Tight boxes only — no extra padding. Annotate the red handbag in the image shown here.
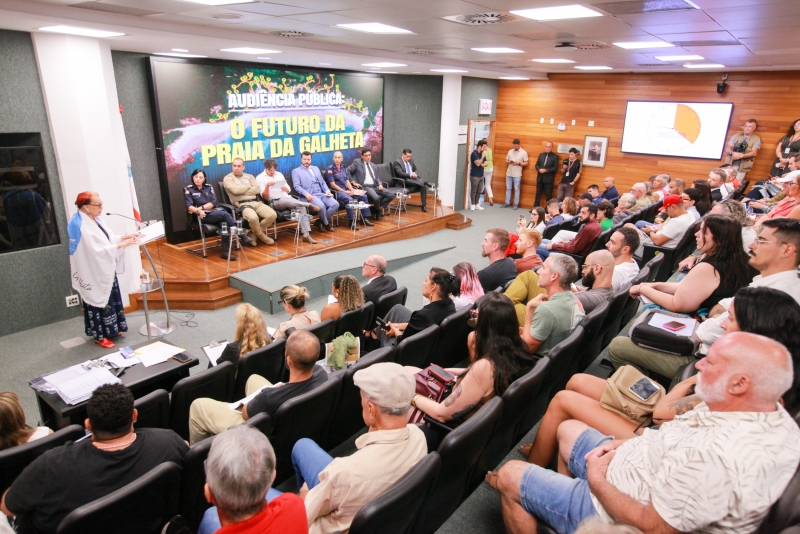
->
[408,365,457,424]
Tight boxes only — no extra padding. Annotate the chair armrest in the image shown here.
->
[217,202,238,215]
[422,414,455,434]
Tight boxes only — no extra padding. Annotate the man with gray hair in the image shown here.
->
[521,254,585,357]
[201,425,306,533]
[495,332,800,534]
[629,183,651,213]
[361,254,397,305]
[292,362,427,534]
[612,193,636,224]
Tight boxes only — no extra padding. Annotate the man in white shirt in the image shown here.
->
[256,158,318,244]
[626,194,694,257]
[495,331,800,534]
[504,138,529,210]
[605,227,640,292]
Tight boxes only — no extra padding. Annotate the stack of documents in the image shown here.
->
[45,366,121,405]
[135,341,185,367]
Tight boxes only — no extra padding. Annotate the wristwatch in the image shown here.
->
[411,395,419,408]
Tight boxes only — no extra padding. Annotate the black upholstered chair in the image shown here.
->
[306,318,336,358]
[429,305,472,368]
[57,461,181,534]
[326,346,396,449]
[575,300,611,372]
[179,438,215,531]
[349,452,442,534]
[233,339,287,399]
[396,325,440,368]
[133,389,170,430]
[169,361,237,440]
[0,424,86,495]
[600,286,637,350]
[333,301,375,338]
[374,286,408,325]
[755,464,800,534]
[411,397,503,534]
[185,211,221,258]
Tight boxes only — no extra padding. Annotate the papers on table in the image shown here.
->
[138,221,165,245]
[135,341,185,367]
[51,368,121,405]
[203,341,228,367]
[228,383,281,412]
[648,313,697,337]
[102,352,141,368]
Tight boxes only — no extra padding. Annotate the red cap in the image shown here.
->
[664,194,683,208]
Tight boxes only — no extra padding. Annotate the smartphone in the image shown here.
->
[172,354,192,364]
[662,321,686,332]
[427,364,456,385]
[629,377,660,401]
[375,316,390,331]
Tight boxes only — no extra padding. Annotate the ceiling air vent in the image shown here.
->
[670,39,740,46]
[638,63,673,67]
[576,44,608,50]
[507,66,531,69]
[409,50,435,56]
[592,0,696,15]
[270,30,312,38]
[212,13,242,20]
[442,12,518,25]
[69,1,162,16]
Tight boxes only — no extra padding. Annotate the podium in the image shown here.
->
[136,222,177,337]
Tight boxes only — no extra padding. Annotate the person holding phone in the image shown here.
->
[406,292,533,424]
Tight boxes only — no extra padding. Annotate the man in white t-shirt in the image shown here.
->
[256,158,318,244]
[626,194,694,257]
[504,138,528,210]
[494,331,800,534]
[605,227,640,292]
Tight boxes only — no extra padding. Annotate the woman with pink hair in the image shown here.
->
[451,262,484,311]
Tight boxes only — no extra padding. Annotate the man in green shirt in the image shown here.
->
[521,253,585,357]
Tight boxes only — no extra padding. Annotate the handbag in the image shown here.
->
[600,365,665,425]
[408,365,456,424]
[629,308,699,356]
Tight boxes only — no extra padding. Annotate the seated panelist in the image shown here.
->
[326,150,372,229]
[392,149,428,212]
[347,148,394,221]
[291,151,338,233]
[256,158,318,244]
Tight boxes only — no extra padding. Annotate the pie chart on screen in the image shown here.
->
[646,103,704,154]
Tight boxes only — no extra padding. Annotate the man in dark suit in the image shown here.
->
[392,149,428,212]
[361,254,397,305]
[534,141,558,208]
[347,148,394,220]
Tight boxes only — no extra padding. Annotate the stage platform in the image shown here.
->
[131,203,467,312]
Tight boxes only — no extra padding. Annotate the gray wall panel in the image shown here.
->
[455,77,498,210]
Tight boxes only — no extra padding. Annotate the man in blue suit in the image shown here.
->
[291,151,339,232]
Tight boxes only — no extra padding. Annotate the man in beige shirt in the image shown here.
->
[629,182,652,213]
[504,138,529,210]
[293,362,428,534]
[222,157,277,245]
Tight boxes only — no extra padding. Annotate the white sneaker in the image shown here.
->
[476,204,485,210]
[470,205,476,211]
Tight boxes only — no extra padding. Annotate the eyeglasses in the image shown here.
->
[88,202,103,207]
[363,263,376,269]
[753,236,779,246]
[582,263,599,270]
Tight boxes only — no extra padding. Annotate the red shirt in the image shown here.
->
[515,254,543,273]
[217,494,308,534]
[550,220,602,256]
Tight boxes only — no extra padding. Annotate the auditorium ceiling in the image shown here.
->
[0,0,797,78]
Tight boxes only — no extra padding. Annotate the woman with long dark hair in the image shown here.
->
[691,179,713,216]
[407,292,534,422]
[769,118,800,177]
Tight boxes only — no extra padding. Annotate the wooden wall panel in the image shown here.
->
[492,71,800,209]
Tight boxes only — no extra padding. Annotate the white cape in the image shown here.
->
[68,212,126,308]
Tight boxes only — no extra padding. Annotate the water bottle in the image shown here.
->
[221,222,228,235]
[237,219,243,233]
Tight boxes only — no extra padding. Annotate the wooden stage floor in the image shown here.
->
[132,204,464,311]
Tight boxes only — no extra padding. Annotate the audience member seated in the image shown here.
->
[392,149,428,212]
[628,183,651,213]
[755,170,800,223]
[596,201,614,231]
[214,303,272,370]
[291,151,338,233]
[745,155,796,202]
[514,229,544,273]
[708,167,734,202]
[517,206,546,235]
[321,275,364,322]
[292,362,427,534]
[1,384,189,533]
[578,193,594,206]
[544,199,566,226]
[608,215,757,378]
[274,285,320,339]
[451,262,484,311]
[573,250,615,313]
[625,194,693,257]
[493,332,800,534]
[477,228,518,293]
[691,179,714,216]
[680,187,703,221]
[514,286,800,471]
[600,176,619,202]
[504,270,548,327]
[561,197,579,221]
[648,173,669,202]
[0,392,52,451]
[200,426,306,534]
[257,158,319,244]
[223,157,277,246]
[587,184,603,204]
[538,204,602,261]
[709,199,757,250]
[666,177,685,197]
[189,330,327,444]
[381,268,459,347]
[360,254,397,306]
[521,254,585,356]
[611,193,636,224]
[407,292,534,423]
[604,228,640,292]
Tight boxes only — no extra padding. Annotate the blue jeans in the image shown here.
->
[519,428,610,534]
[505,175,521,206]
[310,194,339,225]
[536,239,552,261]
[292,438,334,490]
[635,220,654,230]
[198,487,283,534]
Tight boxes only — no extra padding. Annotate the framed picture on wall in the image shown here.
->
[583,135,609,168]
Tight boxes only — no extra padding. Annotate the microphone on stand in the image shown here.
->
[106,212,150,227]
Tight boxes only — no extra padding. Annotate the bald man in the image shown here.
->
[326,151,372,229]
[573,249,615,313]
[361,254,397,306]
[600,176,619,202]
[496,332,800,534]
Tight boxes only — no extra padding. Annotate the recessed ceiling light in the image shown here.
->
[38,25,125,38]
[362,62,407,67]
[574,66,612,70]
[177,0,254,5]
[511,4,602,21]
[319,63,331,65]
[655,54,704,61]
[257,57,272,60]
[171,48,189,52]
[499,76,530,80]
[613,41,673,49]
[430,68,469,73]
[683,63,725,68]
[337,23,413,34]
[220,47,281,54]
[471,47,524,54]
[154,52,208,58]
[529,59,575,64]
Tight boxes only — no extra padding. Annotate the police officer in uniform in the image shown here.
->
[185,168,253,259]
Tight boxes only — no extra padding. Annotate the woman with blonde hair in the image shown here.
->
[321,275,365,321]
[561,196,579,221]
[0,392,52,451]
[274,285,321,339]
[216,303,272,369]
